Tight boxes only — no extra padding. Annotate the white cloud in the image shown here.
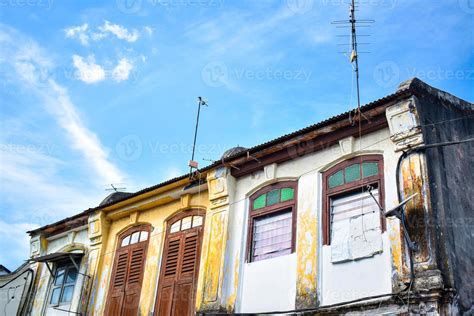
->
[64,23,90,45]
[72,54,106,84]
[64,21,140,44]
[144,26,154,36]
[0,24,128,268]
[0,220,38,268]
[90,31,107,41]
[164,166,184,181]
[98,21,139,42]
[112,58,134,82]
[1,25,125,187]
[47,81,124,184]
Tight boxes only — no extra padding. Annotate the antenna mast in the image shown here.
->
[332,0,374,123]
[189,96,208,177]
[105,184,126,192]
[350,0,361,115]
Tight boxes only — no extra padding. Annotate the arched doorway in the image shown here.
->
[154,210,205,315]
[105,224,151,316]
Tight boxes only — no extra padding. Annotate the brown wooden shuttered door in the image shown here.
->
[105,225,150,316]
[155,211,204,316]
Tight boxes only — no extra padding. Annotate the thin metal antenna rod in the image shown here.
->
[189,96,208,175]
[350,0,362,114]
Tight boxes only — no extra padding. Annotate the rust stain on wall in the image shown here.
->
[401,154,430,264]
[388,219,403,288]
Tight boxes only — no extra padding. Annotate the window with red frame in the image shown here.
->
[322,155,385,249]
[247,181,298,262]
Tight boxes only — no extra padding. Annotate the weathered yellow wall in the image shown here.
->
[295,173,319,309]
[196,167,232,312]
[89,189,209,315]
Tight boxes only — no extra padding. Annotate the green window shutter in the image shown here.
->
[253,194,266,209]
[328,170,344,188]
[362,162,379,178]
[266,189,280,206]
[281,188,295,202]
[345,164,361,183]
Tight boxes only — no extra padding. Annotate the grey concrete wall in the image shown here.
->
[413,79,474,314]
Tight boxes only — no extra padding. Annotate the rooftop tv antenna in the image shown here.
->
[189,96,208,177]
[332,0,374,124]
[105,184,126,192]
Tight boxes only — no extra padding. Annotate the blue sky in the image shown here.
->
[0,0,472,269]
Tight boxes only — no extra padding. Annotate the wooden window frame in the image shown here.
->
[49,261,78,306]
[246,181,298,262]
[105,224,151,315]
[322,154,385,245]
[154,209,205,315]
[118,224,151,248]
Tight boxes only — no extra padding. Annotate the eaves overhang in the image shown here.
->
[30,77,469,235]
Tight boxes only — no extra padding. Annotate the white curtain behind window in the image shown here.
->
[252,210,292,261]
[330,189,383,262]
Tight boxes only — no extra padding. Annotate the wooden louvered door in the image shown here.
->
[105,226,150,316]
[155,212,204,316]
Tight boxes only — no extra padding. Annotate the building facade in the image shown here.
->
[27,211,91,316]
[14,78,473,315]
[87,175,211,315]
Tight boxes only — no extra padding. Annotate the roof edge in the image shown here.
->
[30,78,470,235]
[398,77,473,108]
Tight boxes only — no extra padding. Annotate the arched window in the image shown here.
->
[155,210,205,315]
[168,215,203,234]
[247,181,298,262]
[322,155,385,249]
[106,224,150,315]
[119,229,149,247]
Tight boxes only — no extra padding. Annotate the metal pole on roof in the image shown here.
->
[350,0,361,114]
[332,0,374,124]
[189,97,208,177]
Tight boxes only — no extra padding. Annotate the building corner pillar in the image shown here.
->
[196,167,233,313]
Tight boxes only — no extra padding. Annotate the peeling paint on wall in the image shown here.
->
[89,189,210,316]
[203,211,227,303]
[295,173,318,309]
[400,153,431,264]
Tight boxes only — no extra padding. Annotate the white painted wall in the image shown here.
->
[320,233,392,305]
[223,128,402,312]
[240,254,297,313]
